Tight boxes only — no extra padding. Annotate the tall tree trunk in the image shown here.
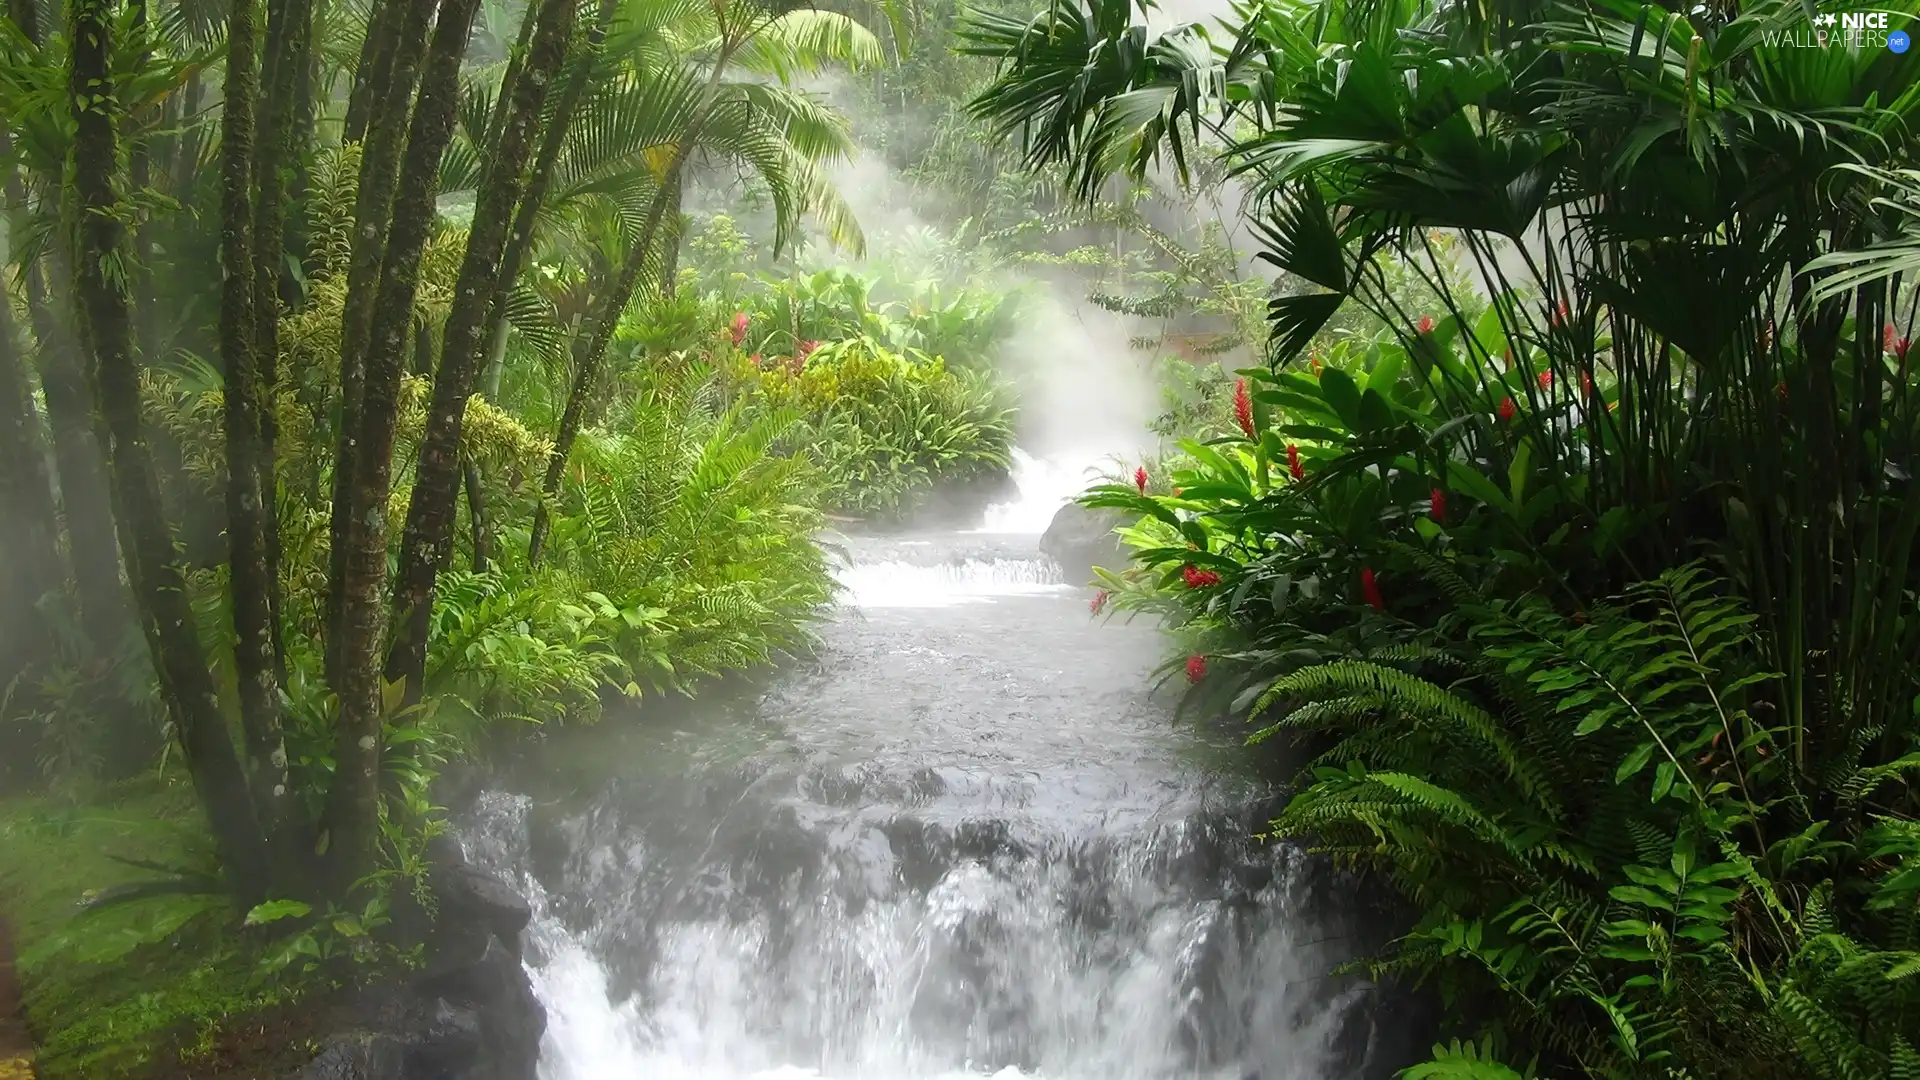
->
[342,0,398,146]
[320,0,485,892]
[24,251,129,657]
[324,0,440,689]
[527,51,735,565]
[251,0,315,682]
[0,264,62,679]
[129,0,158,364]
[219,0,303,879]
[69,0,270,903]
[478,0,620,400]
[171,70,205,199]
[6,0,38,41]
[387,0,577,697]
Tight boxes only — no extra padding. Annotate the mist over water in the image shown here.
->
[455,76,1386,1080]
[459,512,1383,1080]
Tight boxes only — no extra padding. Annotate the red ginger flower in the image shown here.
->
[1498,396,1517,421]
[730,311,749,346]
[798,339,819,360]
[1552,299,1569,326]
[1886,323,1898,352]
[1430,487,1447,523]
[1233,377,1255,438]
[1182,565,1221,589]
[1090,589,1109,615]
[1361,568,1385,611]
[1185,655,1208,683]
[1286,443,1303,482]
[1416,315,1435,335]
[1537,369,1553,390]
[1582,371,1594,396]
[1899,337,1913,362]
[1134,466,1149,494]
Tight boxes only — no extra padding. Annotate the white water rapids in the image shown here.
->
[457,449,1395,1080]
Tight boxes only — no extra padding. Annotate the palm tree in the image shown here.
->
[523,0,878,564]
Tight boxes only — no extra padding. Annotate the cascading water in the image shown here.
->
[974,449,1114,535]
[458,451,1390,1080]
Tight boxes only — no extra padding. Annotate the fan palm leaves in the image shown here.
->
[442,0,872,263]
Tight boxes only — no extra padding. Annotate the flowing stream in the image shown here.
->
[460,453,1394,1080]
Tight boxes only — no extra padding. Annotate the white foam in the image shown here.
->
[835,558,1069,608]
[975,449,1109,535]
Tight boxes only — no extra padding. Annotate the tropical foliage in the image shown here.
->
[971,0,1920,1074]
[0,0,902,1041]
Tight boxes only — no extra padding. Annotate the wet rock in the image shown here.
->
[1038,503,1129,584]
[429,836,533,944]
[292,1033,409,1080]
[284,844,545,1080]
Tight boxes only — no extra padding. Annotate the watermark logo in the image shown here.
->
[1761,7,1910,50]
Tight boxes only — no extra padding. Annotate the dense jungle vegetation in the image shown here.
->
[2,0,1918,1075]
[971,0,1920,1076]
[0,0,1260,1071]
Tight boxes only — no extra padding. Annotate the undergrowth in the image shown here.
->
[0,782,314,1079]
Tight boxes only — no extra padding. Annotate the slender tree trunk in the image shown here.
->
[463,456,489,571]
[24,250,129,657]
[172,70,205,197]
[6,0,37,41]
[387,0,576,696]
[252,0,315,682]
[527,52,735,565]
[0,265,62,679]
[129,0,158,364]
[342,0,397,146]
[69,0,270,904]
[324,0,440,688]
[321,0,485,892]
[478,0,620,400]
[218,0,304,880]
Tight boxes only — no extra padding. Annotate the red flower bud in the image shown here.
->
[1090,589,1109,615]
[730,311,750,347]
[1430,488,1447,523]
[799,339,819,359]
[1182,565,1221,589]
[1417,315,1435,335]
[1582,371,1594,396]
[1886,323,1898,352]
[1233,377,1255,438]
[1361,567,1385,611]
[1134,466,1149,495]
[1498,396,1517,422]
[1185,655,1208,683]
[1899,337,1913,362]
[1551,299,1569,326]
[1286,443,1303,482]
[1537,370,1552,390]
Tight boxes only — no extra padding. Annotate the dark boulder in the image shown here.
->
[1039,502,1129,585]
[292,1033,409,1080]
[284,845,545,1080]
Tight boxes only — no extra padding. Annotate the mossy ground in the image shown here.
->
[0,779,329,1079]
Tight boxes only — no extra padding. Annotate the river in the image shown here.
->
[458,457,1401,1080]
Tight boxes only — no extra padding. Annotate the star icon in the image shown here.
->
[1818,12,1839,25]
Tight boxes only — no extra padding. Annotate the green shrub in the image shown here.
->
[726,335,1017,518]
